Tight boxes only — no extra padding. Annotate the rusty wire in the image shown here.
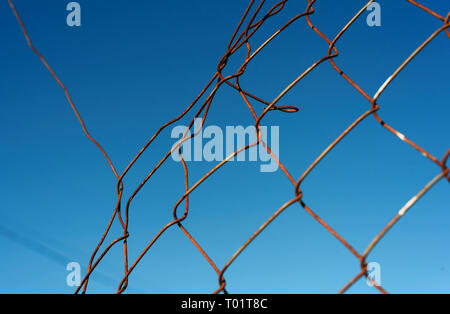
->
[8,0,449,294]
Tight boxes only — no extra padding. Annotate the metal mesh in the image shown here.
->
[8,0,449,294]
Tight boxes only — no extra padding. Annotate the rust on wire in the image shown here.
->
[7,0,449,294]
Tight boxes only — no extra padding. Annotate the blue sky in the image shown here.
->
[0,0,449,293]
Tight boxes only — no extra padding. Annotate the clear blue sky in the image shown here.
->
[0,0,449,293]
